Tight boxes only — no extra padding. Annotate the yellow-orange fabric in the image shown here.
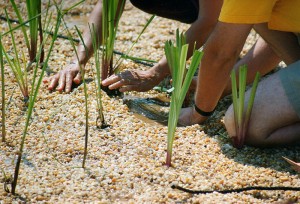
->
[219,0,300,32]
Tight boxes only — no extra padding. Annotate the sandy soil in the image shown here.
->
[0,1,300,203]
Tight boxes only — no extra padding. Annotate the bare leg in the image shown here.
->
[254,23,300,65]
[222,37,281,95]
[225,72,300,147]
[190,37,281,96]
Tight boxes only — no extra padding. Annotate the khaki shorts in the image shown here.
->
[279,60,300,118]
[219,0,300,32]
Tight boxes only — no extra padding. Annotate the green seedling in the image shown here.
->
[3,9,29,102]
[164,30,202,167]
[101,0,125,80]
[62,20,90,168]
[89,24,108,128]
[9,0,84,194]
[10,0,44,64]
[230,65,260,148]
[26,0,43,63]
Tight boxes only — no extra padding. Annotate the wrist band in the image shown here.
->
[194,104,214,117]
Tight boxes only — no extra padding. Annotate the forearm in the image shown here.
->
[71,0,103,65]
[196,57,236,112]
[223,37,281,96]
[195,23,252,112]
[185,0,222,57]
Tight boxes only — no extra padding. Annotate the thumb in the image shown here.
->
[73,72,82,84]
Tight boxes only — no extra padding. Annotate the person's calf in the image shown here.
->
[224,102,300,148]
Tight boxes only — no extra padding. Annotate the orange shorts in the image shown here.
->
[219,0,300,33]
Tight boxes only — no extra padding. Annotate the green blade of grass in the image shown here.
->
[4,8,29,101]
[230,69,239,139]
[9,0,30,51]
[242,72,260,140]
[88,24,107,127]
[176,44,188,98]
[26,0,40,62]
[0,35,6,142]
[119,55,157,63]
[62,14,90,168]
[180,50,202,105]
[238,66,247,132]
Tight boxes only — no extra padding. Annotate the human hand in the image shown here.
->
[178,106,208,126]
[102,69,161,92]
[43,62,82,93]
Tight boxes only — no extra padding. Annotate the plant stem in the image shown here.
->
[37,0,44,63]
[0,35,6,142]
[66,24,89,168]
[88,24,107,128]
[164,30,202,166]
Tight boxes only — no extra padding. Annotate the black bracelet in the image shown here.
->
[194,104,214,117]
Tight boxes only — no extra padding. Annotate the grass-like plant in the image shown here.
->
[89,24,108,128]
[101,1,154,80]
[101,0,124,81]
[164,30,202,167]
[10,0,44,64]
[230,65,260,148]
[0,35,6,142]
[26,0,43,63]
[3,9,29,102]
[8,1,84,194]
[62,21,91,168]
[74,27,90,168]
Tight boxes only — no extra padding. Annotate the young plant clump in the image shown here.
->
[230,65,260,148]
[164,30,202,167]
[3,9,29,102]
[10,0,44,64]
[89,24,108,129]
[101,0,124,82]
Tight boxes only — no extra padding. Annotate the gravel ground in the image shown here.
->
[0,1,300,203]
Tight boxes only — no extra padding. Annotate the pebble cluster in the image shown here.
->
[0,1,300,203]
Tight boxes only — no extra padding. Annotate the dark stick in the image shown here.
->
[171,184,300,194]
